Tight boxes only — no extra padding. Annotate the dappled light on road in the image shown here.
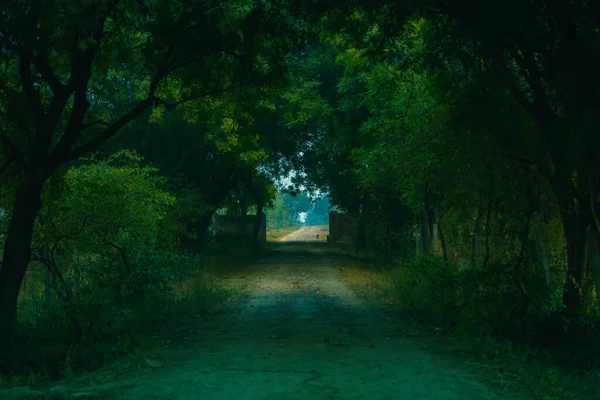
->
[47,242,532,400]
[275,225,329,243]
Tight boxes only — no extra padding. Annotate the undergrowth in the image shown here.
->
[266,225,304,241]
[3,243,258,389]
[346,253,600,400]
[0,153,265,388]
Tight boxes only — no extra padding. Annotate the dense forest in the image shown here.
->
[0,0,599,395]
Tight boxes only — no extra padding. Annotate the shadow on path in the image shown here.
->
[96,240,530,400]
[15,238,531,400]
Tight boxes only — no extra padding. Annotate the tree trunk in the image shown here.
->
[535,229,551,286]
[513,207,534,336]
[181,210,216,251]
[197,211,216,242]
[415,220,421,257]
[419,208,433,255]
[239,193,248,217]
[587,228,600,314]
[457,224,466,269]
[250,205,264,248]
[347,203,360,214]
[192,176,240,247]
[580,227,593,312]
[482,197,493,268]
[560,210,590,316]
[357,193,371,249]
[0,172,47,372]
[432,222,437,253]
[437,212,449,264]
[471,208,482,268]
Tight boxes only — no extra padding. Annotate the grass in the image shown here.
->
[340,261,600,400]
[266,225,303,241]
[3,242,262,389]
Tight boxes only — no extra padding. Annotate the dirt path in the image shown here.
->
[23,230,532,400]
[276,225,328,242]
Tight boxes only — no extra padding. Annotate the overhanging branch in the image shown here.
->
[0,156,17,174]
[154,84,247,110]
[68,84,243,161]
[61,44,175,163]
[18,51,46,121]
[0,128,26,167]
[64,98,153,163]
[149,44,174,97]
[81,120,111,130]
[34,53,66,94]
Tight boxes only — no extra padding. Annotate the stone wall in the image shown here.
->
[213,213,267,243]
[328,211,361,245]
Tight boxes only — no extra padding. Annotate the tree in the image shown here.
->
[278,40,374,213]
[305,196,332,225]
[32,150,178,341]
[278,8,579,341]
[266,191,295,229]
[0,0,313,370]
[282,191,313,223]
[296,0,600,320]
[393,0,600,316]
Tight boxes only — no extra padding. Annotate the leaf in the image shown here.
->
[145,358,162,368]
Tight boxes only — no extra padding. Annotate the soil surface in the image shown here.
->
[275,225,329,242]
[5,226,533,400]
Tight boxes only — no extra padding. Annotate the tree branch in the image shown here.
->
[0,156,17,175]
[105,240,128,267]
[589,177,600,235]
[81,120,111,130]
[169,142,199,175]
[65,99,153,163]
[149,43,175,97]
[0,128,26,166]
[59,44,175,164]
[500,150,535,168]
[48,4,121,165]
[68,83,243,162]
[18,50,46,122]
[0,53,10,83]
[154,84,246,110]
[34,53,65,94]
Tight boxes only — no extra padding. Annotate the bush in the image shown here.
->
[11,151,226,378]
[391,255,462,321]
[391,254,561,343]
[27,151,174,333]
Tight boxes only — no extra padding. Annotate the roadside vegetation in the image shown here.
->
[0,0,598,396]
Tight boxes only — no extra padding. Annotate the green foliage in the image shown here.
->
[276,10,600,371]
[7,150,240,377]
[305,196,332,225]
[28,151,181,337]
[0,0,598,381]
[266,191,297,229]
[164,176,213,243]
[392,256,463,324]
[282,191,313,220]
[392,254,562,343]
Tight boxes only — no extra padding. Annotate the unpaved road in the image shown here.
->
[17,226,531,400]
[276,225,328,242]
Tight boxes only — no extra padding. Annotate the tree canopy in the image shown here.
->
[0,0,599,377]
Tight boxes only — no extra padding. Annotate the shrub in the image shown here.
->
[10,151,227,378]
[391,255,462,323]
[26,151,176,335]
[391,253,561,343]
